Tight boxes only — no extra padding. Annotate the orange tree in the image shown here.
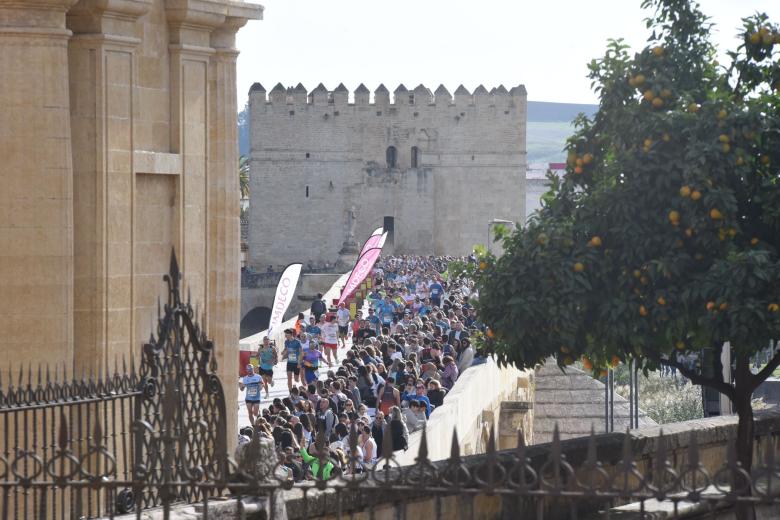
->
[468,0,780,475]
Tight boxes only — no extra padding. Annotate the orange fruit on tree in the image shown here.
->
[657,296,666,306]
[574,166,583,174]
[582,357,593,370]
[685,228,694,238]
[643,90,655,101]
[679,186,691,197]
[582,153,593,164]
[653,46,664,56]
[633,269,641,279]
[721,143,731,153]
[688,103,699,113]
[668,210,680,224]
[573,262,585,273]
[589,236,602,247]
[751,237,759,246]
[750,32,761,44]
[662,133,671,142]
[675,341,685,350]
[640,276,649,285]
[486,328,495,338]
[761,156,770,166]
[652,97,664,108]
[718,134,730,143]
[576,157,583,166]
[639,305,648,317]
[634,74,646,86]
[691,190,702,201]
[768,303,780,313]
[710,208,723,220]
[719,302,728,311]
[718,109,728,120]
[479,261,487,271]
[706,301,716,311]
[660,88,672,99]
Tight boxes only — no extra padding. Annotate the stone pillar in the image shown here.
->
[66,0,149,372]
[499,400,534,450]
[209,16,247,451]
[0,0,79,367]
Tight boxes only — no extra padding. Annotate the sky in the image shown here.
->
[235,0,780,109]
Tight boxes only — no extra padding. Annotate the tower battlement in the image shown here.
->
[248,82,527,109]
[247,79,527,271]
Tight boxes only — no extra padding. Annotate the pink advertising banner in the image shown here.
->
[338,233,387,305]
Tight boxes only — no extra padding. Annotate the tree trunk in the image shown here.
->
[733,355,755,520]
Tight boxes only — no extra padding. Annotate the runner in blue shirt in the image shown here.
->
[429,280,444,307]
[281,328,302,392]
[238,364,262,425]
[366,308,381,334]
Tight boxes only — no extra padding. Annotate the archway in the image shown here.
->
[240,306,272,338]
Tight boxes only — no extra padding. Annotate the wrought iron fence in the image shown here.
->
[4,252,780,519]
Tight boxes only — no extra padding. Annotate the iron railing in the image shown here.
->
[3,252,780,519]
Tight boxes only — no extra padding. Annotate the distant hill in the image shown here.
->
[527,101,598,122]
[237,100,598,162]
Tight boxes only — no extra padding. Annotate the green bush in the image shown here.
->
[614,369,703,424]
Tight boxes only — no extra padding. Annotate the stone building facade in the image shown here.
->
[247,83,526,269]
[0,0,261,437]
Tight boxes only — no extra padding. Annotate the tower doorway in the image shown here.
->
[383,216,395,251]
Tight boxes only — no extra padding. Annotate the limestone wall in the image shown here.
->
[0,0,262,450]
[395,357,533,465]
[247,83,527,269]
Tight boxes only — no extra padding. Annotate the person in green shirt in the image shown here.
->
[299,445,335,481]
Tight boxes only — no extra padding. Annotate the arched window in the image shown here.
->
[386,146,397,169]
[411,146,419,168]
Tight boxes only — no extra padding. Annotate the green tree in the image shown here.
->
[468,0,780,491]
[239,155,250,199]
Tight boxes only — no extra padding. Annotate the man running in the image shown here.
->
[281,328,302,392]
[320,314,339,367]
[256,336,277,399]
[336,302,351,350]
[238,364,262,425]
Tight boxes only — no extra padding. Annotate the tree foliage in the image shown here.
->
[469,0,780,382]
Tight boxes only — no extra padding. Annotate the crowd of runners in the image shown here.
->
[237,255,486,480]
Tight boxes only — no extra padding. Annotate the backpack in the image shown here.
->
[335,393,348,415]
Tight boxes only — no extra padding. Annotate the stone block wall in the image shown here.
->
[247,83,527,269]
[0,0,262,449]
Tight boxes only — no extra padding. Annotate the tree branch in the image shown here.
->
[655,354,736,401]
[750,347,780,392]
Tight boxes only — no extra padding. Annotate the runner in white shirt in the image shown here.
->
[336,303,351,350]
[321,316,340,366]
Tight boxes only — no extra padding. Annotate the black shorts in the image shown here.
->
[338,325,348,335]
[258,367,273,377]
[245,400,260,406]
[286,362,300,373]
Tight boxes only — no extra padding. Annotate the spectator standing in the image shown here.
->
[311,293,326,322]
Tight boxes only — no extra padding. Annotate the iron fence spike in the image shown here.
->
[45,364,50,383]
[18,363,23,386]
[58,409,69,447]
[37,363,42,386]
[622,428,634,465]
[688,429,699,468]
[487,423,496,455]
[382,422,394,460]
[417,425,429,462]
[28,362,32,388]
[586,425,598,466]
[122,353,127,374]
[654,429,667,488]
[450,428,461,459]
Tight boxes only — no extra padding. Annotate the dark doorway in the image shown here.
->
[383,216,395,250]
[386,146,397,169]
[411,146,419,168]
[240,306,271,338]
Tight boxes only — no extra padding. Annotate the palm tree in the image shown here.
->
[239,155,250,199]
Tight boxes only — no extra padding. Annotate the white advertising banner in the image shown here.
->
[266,263,303,337]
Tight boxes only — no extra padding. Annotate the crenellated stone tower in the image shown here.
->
[247,82,527,269]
